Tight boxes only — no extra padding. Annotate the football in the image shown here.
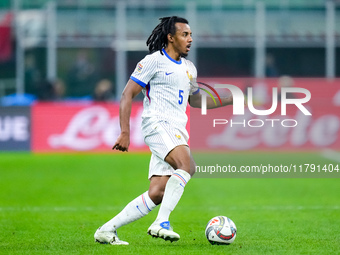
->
[205,216,237,245]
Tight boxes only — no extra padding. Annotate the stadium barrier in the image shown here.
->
[0,78,339,152]
[190,78,340,151]
[0,106,31,151]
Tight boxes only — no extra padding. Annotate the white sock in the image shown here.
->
[155,169,191,223]
[100,191,156,232]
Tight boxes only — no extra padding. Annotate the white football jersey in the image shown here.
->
[130,49,199,130]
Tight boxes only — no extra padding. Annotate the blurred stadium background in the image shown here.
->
[1,1,340,253]
[0,0,339,153]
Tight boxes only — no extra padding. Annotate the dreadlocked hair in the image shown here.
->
[146,16,189,54]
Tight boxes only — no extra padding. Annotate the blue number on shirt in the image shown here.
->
[178,90,184,104]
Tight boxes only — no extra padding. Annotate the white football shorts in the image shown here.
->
[142,119,189,179]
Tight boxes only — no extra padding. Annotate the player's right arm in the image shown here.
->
[112,79,143,152]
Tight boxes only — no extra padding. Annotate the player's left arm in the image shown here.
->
[188,92,233,109]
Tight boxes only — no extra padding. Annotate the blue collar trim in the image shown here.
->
[162,49,182,64]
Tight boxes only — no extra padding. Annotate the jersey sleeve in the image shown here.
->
[190,79,200,95]
[130,54,157,88]
[187,61,200,95]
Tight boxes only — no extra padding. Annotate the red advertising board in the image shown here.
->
[32,102,148,152]
[190,78,340,151]
[31,78,340,152]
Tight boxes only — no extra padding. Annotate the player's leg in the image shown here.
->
[148,175,169,205]
[99,190,157,232]
[144,121,194,241]
[164,144,197,175]
[94,157,166,245]
[94,188,157,245]
[153,145,194,222]
[148,145,196,242]
[94,153,171,245]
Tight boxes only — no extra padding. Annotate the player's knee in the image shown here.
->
[165,146,191,171]
[148,186,165,205]
[176,162,190,172]
[166,157,190,172]
[190,161,196,176]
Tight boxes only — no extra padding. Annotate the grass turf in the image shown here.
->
[0,152,339,254]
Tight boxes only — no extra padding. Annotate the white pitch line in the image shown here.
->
[321,149,340,163]
[206,205,340,211]
[0,205,339,212]
[0,206,120,212]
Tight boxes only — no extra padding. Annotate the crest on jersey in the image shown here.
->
[137,63,143,72]
[186,70,193,80]
[187,70,199,92]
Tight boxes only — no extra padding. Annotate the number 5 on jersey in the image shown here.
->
[178,90,184,104]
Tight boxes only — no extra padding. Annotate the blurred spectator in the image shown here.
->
[24,54,41,95]
[277,75,296,101]
[249,81,269,106]
[36,78,66,101]
[278,75,294,88]
[53,79,66,101]
[36,79,54,101]
[93,79,113,101]
[265,53,279,77]
[67,50,99,97]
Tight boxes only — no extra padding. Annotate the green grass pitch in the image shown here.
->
[0,152,339,254]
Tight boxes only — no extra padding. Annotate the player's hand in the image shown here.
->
[112,132,130,152]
